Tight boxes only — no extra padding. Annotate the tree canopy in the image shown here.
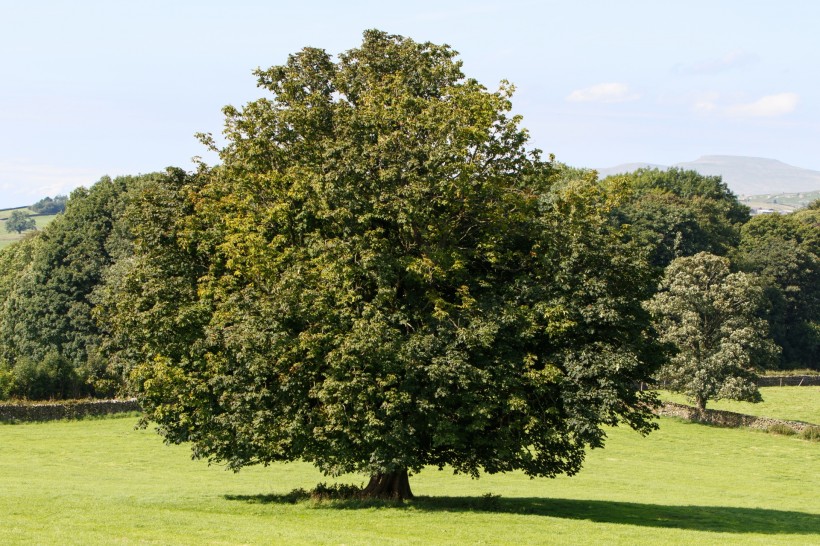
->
[31,195,68,215]
[606,168,750,273]
[4,210,36,234]
[0,174,162,399]
[645,252,779,410]
[735,209,819,369]
[106,30,660,498]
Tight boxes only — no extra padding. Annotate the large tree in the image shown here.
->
[606,168,750,273]
[0,174,161,398]
[645,252,779,410]
[734,208,819,369]
[116,31,659,499]
[5,210,36,234]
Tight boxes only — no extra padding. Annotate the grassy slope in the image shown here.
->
[0,208,58,250]
[0,414,817,545]
[739,189,820,212]
[659,386,820,424]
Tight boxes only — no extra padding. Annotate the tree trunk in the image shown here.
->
[695,396,707,411]
[361,469,413,500]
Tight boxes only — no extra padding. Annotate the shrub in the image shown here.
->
[11,352,86,400]
[310,482,364,500]
[767,423,797,436]
[0,363,14,400]
[800,426,820,442]
[478,493,503,511]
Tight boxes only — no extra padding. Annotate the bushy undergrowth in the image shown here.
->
[766,423,797,437]
[310,482,366,500]
[801,426,820,441]
[761,369,819,377]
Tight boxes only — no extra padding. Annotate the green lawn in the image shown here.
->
[659,386,820,424]
[1,414,817,545]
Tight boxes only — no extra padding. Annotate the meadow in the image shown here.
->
[0,208,58,250]
[1,390,818,545]
[659,386,820,424]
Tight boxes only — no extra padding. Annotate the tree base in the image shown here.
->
[361,469,413,500]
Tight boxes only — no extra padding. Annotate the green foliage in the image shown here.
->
[115,31,659,488]
[766,423,797,436]
[92,168,206,390]
[0,362,13,400]
[4,210,36,234]
[308,482,366,501]
[607,168,750,273]
[646,252,779,410]
[800,425,820,441]
[0,233,40,305]
[0,173,175,400]
[30,195,68,215]
[735,211,820,369]
[7,351,84,400]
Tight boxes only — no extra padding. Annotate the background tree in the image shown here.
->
[0,174,161,399]
[118,31,660,499]
[0,234,41,400]
[5,210,36,234]
[734,208,819,369]
[31,195,68,215]
[607,168,750,274]
[92,167,208,392]
[645,252,779,410]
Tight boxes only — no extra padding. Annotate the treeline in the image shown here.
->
[0,165,816,401]
[31,195,68,215]
[0,173,189,400]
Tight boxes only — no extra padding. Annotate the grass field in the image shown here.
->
[659,386,820,424]
[1,411,818,545]
[0,208,58,250]
[739,189,820,212]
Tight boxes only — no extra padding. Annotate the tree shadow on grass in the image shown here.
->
[225,493,820,535]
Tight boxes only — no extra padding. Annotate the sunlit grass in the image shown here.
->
[0,210,58,250]
[1,412,818,545]
[658,386,820,424]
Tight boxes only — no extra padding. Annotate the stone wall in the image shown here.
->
[657,402,813,433]
[0,399,140,423]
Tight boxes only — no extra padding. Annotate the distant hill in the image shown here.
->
[597,155,820,197]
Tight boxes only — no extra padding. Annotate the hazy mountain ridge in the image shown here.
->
[597,155,820,197]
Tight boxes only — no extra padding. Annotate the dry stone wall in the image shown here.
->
[657,402,814,433]
[0,399,140,423]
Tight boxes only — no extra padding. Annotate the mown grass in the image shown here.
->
[1,413,818,545]
[659,386,820,424]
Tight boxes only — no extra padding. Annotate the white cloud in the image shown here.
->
[689,92,799,119]
[691,92,720,114]
[682,49,759,75]
[726,93,799,118]
[566,83,640,104]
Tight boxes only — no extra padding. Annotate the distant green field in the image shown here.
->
[0,207,58,250]
[659,386,820,424]
[739,190,820,212]
[0,411,817,545]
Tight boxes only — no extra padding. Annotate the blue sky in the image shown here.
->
[1,0,818,207]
